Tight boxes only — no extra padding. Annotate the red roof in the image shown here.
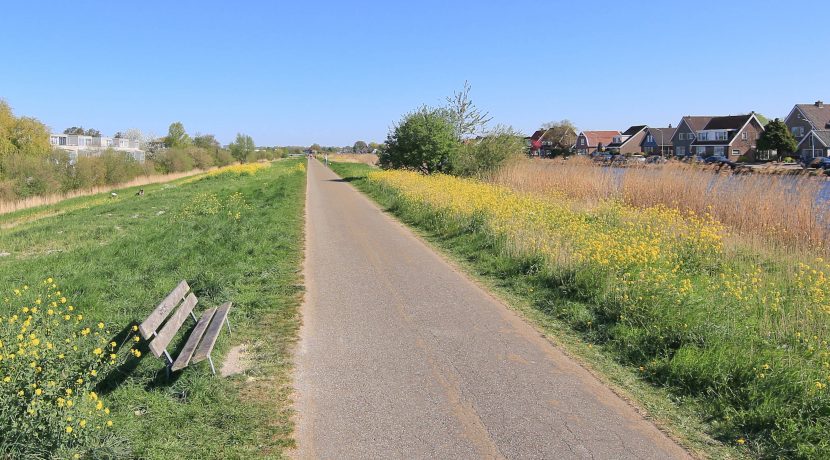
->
[580,130,620,147]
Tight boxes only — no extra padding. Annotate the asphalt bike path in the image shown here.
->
[293,158,689,459]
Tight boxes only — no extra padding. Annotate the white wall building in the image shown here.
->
[49,133,145,163]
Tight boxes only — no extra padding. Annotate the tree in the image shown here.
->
[368,142,381,152]
[539,120,578,156]
[0,100,16,158]
[164,122,192,148]
[310,143,322,152]
[194,133,220,151]
[229,133,255,162]
[353,140,368,153]
[379,106,460,174]
[63,127,85,135]
[758,118,797,160]
[450,125,525,177]
[445,81,492,140]
[11,117,51,157]
[84,128,100,137]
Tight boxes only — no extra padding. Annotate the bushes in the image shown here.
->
[450,126,525,177]
[0,279,137,458]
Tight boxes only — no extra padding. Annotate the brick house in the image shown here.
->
[574,130,619,155]
[689,113,765,161]
[784,101,830,160]
[640,126,676,156]
[796,130,830,159]
[606,125,648,155]
[671,116,712,158]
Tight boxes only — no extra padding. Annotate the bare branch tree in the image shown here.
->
[445,81,492,140]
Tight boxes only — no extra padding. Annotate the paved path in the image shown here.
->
[293,159,689,459]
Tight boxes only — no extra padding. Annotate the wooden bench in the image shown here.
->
[138,280,232,375]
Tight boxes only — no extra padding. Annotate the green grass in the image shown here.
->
[330,161,745,459]
[0,160,306,458]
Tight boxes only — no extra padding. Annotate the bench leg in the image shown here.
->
[163,350,174,379]
[207,355,216,375]
[225,316,232,335]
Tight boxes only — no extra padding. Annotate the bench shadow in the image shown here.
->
[327,177,359,183]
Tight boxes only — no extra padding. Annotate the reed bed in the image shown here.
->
[493,158,830,253]
[327,153,378,165]
[0,169,209,216]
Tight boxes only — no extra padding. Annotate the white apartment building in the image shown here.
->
[49,133,145,163]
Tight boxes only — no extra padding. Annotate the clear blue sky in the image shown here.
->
[2,1,827,146]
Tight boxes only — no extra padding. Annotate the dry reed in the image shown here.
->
[328,153,378,165]
[0,169,208,216]
[492,158,830,253]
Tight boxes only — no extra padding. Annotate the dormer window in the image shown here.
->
[715,131,729,141]
[646,135,654,142]
[613,136,621,143]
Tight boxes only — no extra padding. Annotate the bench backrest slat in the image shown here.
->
[148,292,198,358]
[192,302,232,364]
[171,307,217,372]
[140,280,190,339]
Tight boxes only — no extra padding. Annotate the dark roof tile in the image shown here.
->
[703,114,753,130]
[796,103,830,129]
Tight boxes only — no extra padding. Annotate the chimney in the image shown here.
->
[668,123,672,128]
[817,100,825,108]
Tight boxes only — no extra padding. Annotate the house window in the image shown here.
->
[715,131,729,141]
[714,146,725,155]
[698,132,708,141]
[696,146,706,154]
[732,149,740,156]
[646,135,654,142]
[742,131,748,140]
[676,146,686,156]
[792,126,804,137]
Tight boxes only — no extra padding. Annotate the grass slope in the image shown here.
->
[330,161,742,459]
[0,160,306,458]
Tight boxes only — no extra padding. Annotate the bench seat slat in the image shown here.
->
[171,307,217,372]
[139,280,189,339]
[148,292,198,358]
[191,302,232,364]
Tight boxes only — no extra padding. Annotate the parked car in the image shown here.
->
[645,155,666,164]
[807,157,830,170]
[629,154,646,164]
[703,155,737,169]
[593,153,612,163]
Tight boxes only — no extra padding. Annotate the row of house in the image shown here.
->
[569,101,830,162]
[49,133,145,163]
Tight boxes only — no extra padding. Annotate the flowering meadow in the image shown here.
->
[366,169,830,458]
[202,162,271,179]
[0,279,140,458]
[0,159,307,458]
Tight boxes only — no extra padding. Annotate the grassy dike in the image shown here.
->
[329,161,742,459]
[0,161,306,458]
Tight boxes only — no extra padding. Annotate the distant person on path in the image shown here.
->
[324,153,328,167]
